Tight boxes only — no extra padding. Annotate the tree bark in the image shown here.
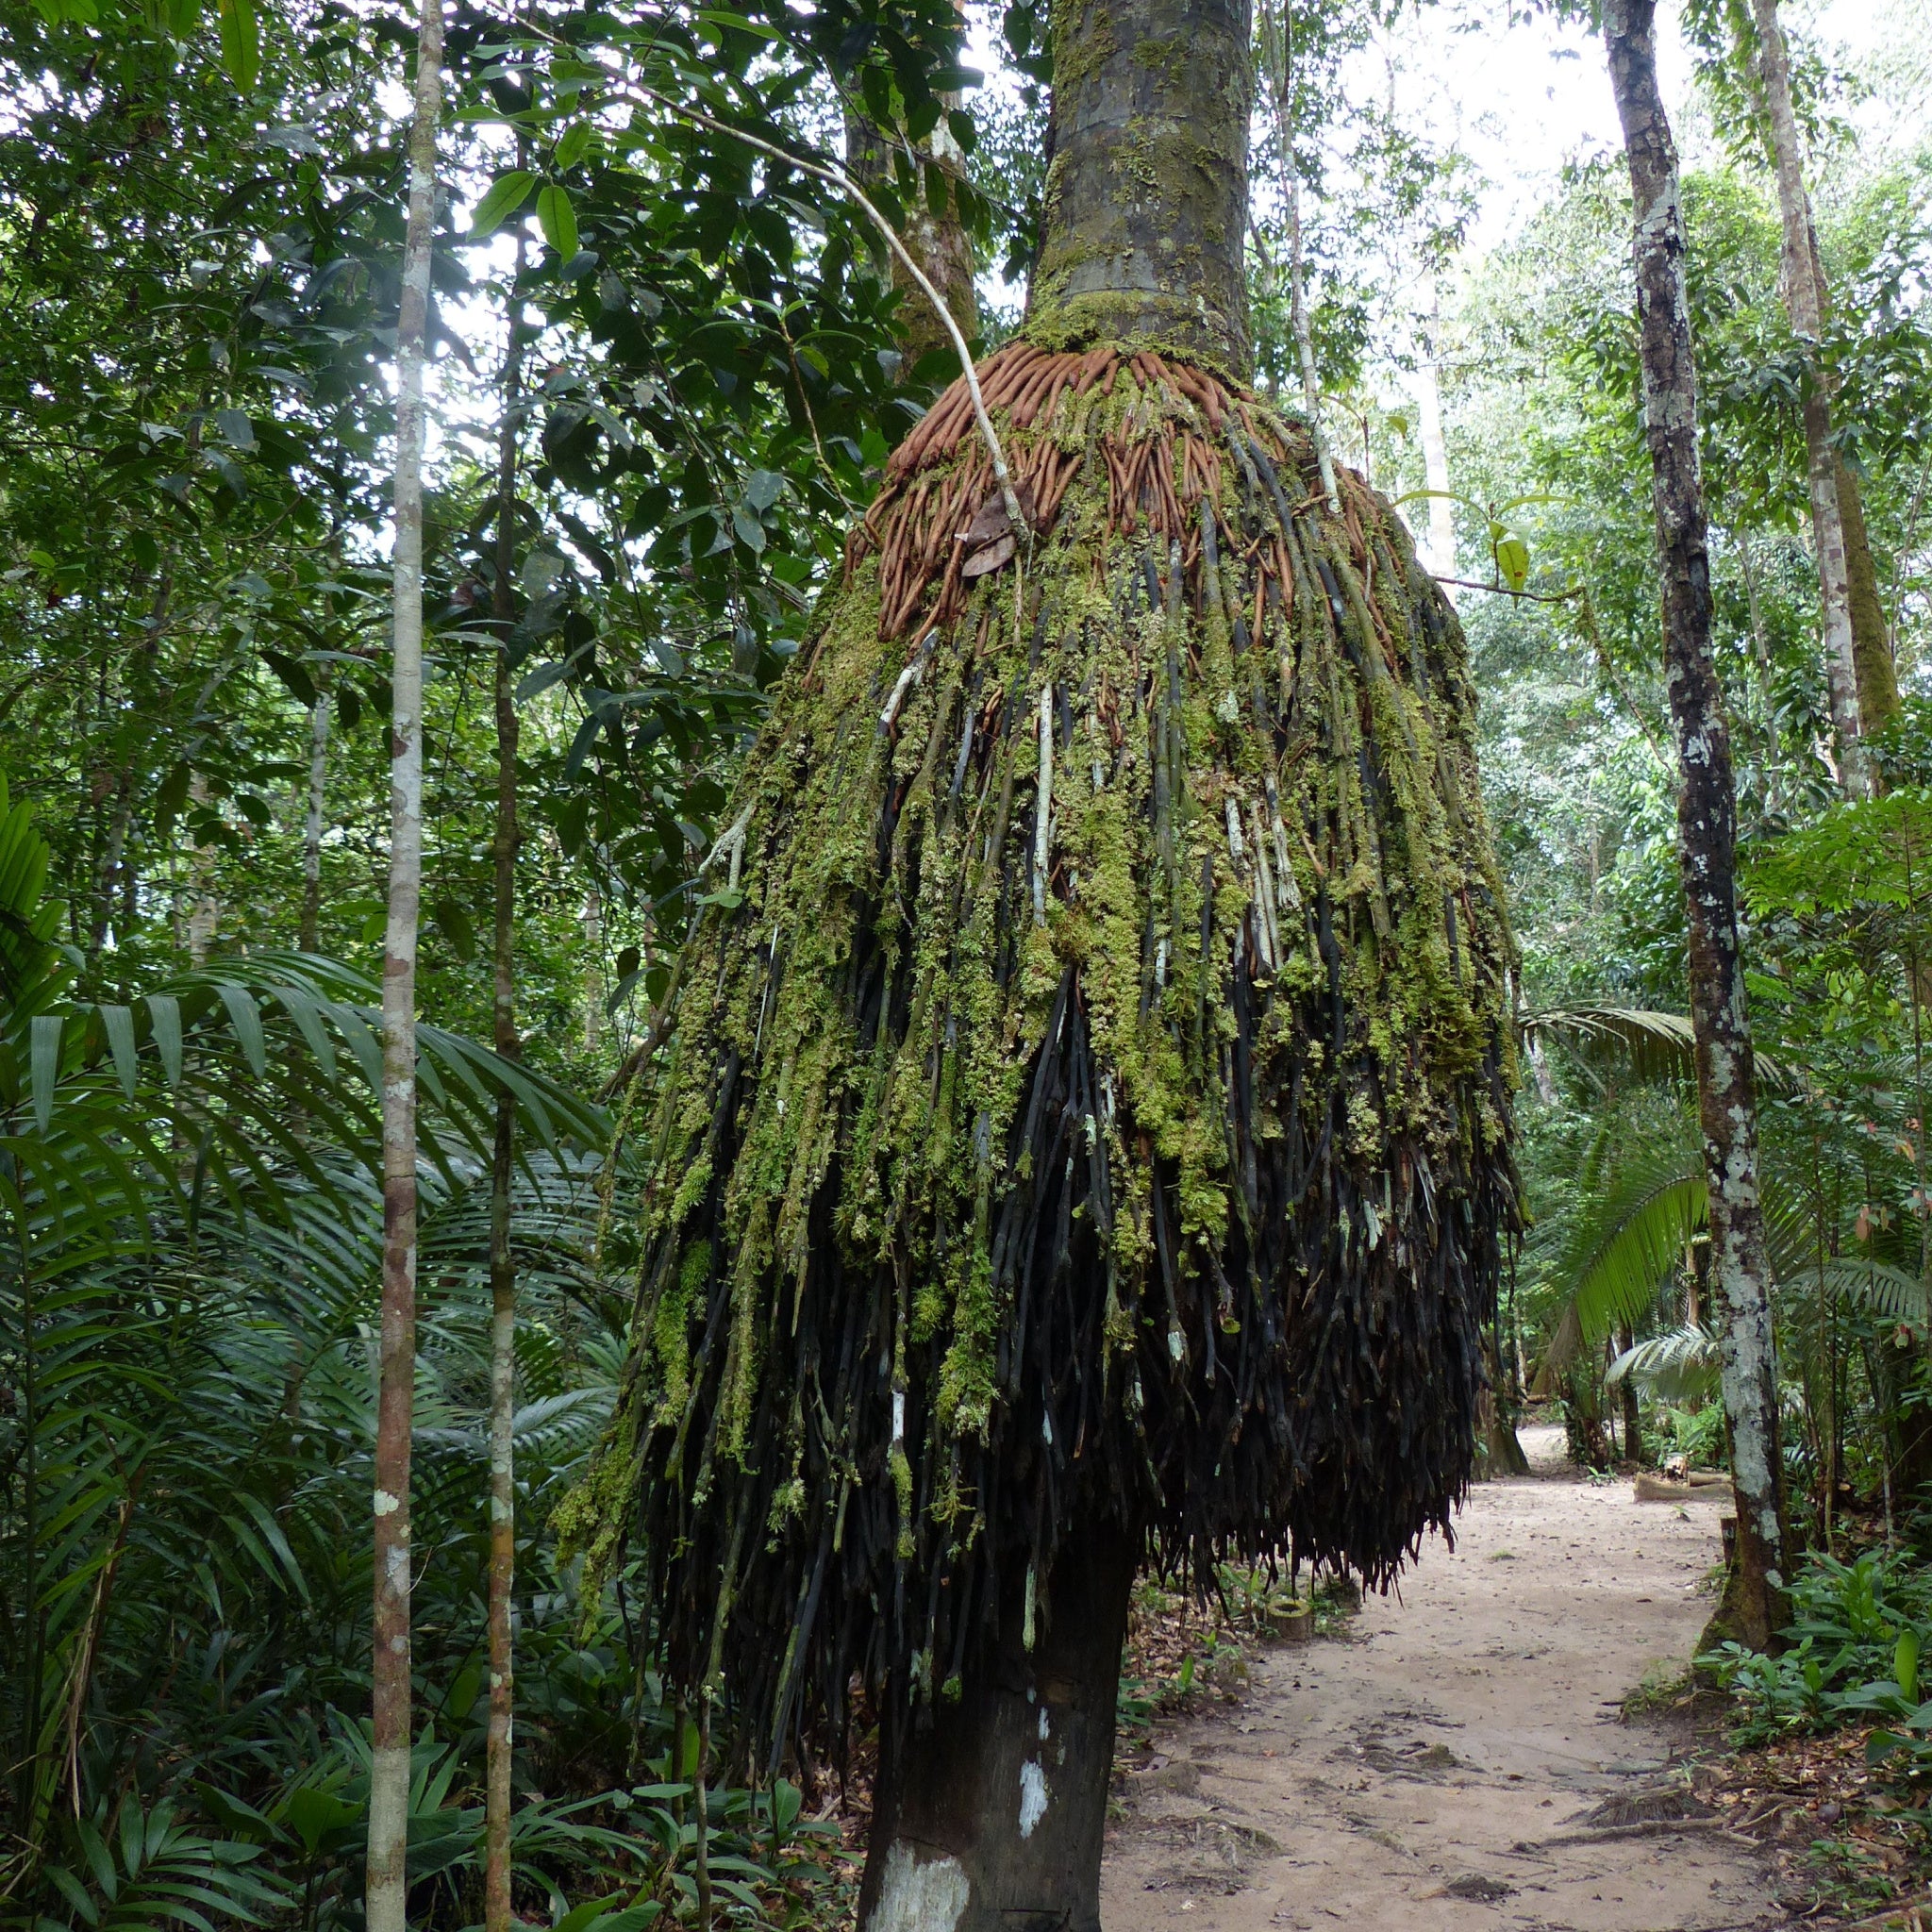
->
[845,102,978,375]
[1837,457,1903,734]
[484,237,526,1932]
[858,1521,1136,1932]
[300,686,328,952]
[368,0,443,1920]
[1618,1323,1643,1464]
[1255,0,1338,513]
[1603,0,1791,1653]
[1028,0,1251,373]
[1746,0,1869,796]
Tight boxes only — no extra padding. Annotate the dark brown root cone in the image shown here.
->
[562,343,1521,1780]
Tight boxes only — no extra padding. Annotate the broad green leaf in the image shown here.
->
[1899,1628,1920,1705]
[30,1012,61,1133]
[100,1004,138,1098]
[147,994,184,1087]
[1495,532,1529,591]
[472,170,536,238]
[217,982,268,1075]
[555,121,591,170]
[537,183,579,261]
[217,0,260,91]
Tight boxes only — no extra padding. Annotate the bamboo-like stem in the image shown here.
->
[483,215,527,1932]
[368,0,444,1918]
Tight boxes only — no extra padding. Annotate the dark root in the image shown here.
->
[560,341,1520,1776]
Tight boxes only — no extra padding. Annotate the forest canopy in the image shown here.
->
[2,0,1930,1923]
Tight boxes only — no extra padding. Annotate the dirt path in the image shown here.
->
[1102,1428,1787,1932]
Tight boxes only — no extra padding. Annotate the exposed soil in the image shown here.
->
[1101,1425,1790,1931]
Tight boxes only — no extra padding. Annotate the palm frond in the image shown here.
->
[1607,1324,1722,1406]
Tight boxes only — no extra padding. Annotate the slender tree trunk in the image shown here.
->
[483,245,526,1932]
[1837,454,1903,734]
[1746,0,1869,796]
[581,886,602,1057]
[1617,1323,1643,1465]
[845,95,978,375]
[1416,325,1456,584]
[1604,0,1792,1653]
[300,687,329,952]
[367,0,444,1920]
[1255,0,1338,514]
[186,771,217,966]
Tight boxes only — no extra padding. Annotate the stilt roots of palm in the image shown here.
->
[561,341,1521,1774]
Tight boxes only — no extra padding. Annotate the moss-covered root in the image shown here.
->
[565,347,1520,1775]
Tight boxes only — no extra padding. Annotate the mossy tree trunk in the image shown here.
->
[845,95,979,378]
[856,7,1251,1924]
[1028,0,1251,371]
[1604,0,1791,1654]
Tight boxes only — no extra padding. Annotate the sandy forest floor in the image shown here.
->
[1101,1426,1787,1932]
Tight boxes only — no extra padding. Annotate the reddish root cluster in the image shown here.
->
[846,341,1393,650]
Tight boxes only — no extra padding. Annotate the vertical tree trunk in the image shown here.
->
[845,97,978,375]
[1255,0,1338,513]
[367,0,443,1921]
[1617,1323,1643,1465]
[1416,323,1456,583]
[1746,0,1869,796]
[1837,458,1902,734]
[858,0,1251,1919]
[582,886,603,1057]
[483,240,527,1932]
[1603,0,1792,1654]
[186,771,218,966]
[858,1522,1137,1932]
[300,687,329,952]
[1027,0,1250,373]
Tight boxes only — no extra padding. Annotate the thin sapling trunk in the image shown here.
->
[368,0,444,1921]
[1746,0,1869,794]
[1604,0,1792,1652]
[483,232,526,1932]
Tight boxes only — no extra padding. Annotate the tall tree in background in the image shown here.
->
[844,102,979,375]
[1603,0,1791,1652]
[370,0,445,1919]
[483,225,528,1932]
[1744,0,1889,787]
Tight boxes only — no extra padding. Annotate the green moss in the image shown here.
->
[582,354,1520,1739]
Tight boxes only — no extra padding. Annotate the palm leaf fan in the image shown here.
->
[568,344,1521,1767]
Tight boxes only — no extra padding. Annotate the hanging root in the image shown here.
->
[561,343,1521,1782]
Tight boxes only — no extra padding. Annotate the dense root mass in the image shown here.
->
[567,342,1520,1770]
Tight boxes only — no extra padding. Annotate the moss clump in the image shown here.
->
[568,344,1519,1773]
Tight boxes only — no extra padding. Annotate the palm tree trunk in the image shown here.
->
[483,245,526,1932]
[1603,0,1792,1654]
[1746,0,1869,796]
[368,0,444,1921]
[858,0,1250,1919]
